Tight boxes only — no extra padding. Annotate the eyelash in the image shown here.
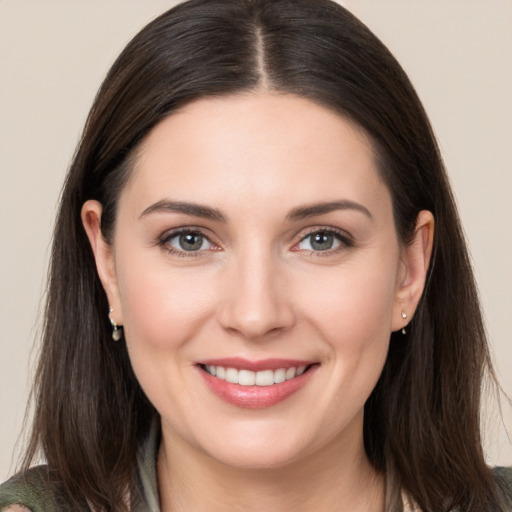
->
[293,227,354,256]
[158,228,217,258]
[158,226,354,257]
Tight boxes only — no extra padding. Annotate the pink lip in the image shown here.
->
[196,359,319,409]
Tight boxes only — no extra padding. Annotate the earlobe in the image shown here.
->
[392,210,435,332]
[81,200,123,323]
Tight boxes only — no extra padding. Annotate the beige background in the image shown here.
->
[1,1,510,480]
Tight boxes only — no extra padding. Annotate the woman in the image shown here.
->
[1,0,511,510]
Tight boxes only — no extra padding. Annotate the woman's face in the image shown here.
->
[84,92,431,470]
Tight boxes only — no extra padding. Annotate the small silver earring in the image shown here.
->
[401,311,407,335]
[109,306,123,341]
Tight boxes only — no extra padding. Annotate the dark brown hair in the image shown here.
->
[21,0,510,510]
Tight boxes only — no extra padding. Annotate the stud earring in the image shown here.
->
[109,306,123,341]
[401,311,407,335]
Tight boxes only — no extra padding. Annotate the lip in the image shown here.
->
[196,358,319,409]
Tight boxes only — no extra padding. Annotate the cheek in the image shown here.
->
[301,264,398,347]
[115,254,216,352]
[114,260,217,415]
[297,260,398,406]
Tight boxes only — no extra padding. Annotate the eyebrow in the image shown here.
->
[139,198,372,223]
[286,200,373,221]
[139,200,226,222]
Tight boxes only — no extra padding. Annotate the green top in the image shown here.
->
[1,423,511,511]
[0,423,160,512]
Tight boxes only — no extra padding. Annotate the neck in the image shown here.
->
[157,420,385,512]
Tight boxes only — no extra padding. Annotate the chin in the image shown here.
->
[206,443,307,471]
[191,419,326,471]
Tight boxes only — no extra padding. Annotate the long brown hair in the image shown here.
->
[21,0,510,510]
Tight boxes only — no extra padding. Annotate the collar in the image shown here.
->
[134,418,161,512]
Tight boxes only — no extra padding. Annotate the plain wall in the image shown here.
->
[1,1,510,481]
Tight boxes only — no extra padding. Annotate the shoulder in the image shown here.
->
[495,465,512,481]
[0,466,55,512]
[0,466,88,512]
[494,466,512,510]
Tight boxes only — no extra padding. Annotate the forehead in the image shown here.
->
[122,92,389,218]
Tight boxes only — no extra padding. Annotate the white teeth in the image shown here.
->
[285,367,296,380]
[204,364,310,386]
[255,369,274,386]
[274,368,286,384]
[238,369,256,386]
[225,368,238,384]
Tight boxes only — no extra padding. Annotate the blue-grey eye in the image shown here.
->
[298,231,341,251]
[169,232,211,251]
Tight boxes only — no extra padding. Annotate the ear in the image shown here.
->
[392,210,434,332]
[81,200,123,324]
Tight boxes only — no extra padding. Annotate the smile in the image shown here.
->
[202,364,308,386]
[197,359,318,408]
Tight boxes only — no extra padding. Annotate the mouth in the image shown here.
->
[200,363,311,386]
[196,359,319,408]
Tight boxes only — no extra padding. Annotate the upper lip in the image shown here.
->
[196,357,317,372]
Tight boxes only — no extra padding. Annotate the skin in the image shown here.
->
[83,91,434,512]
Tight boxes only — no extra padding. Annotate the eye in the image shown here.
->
[296,229,351,252]
[162,230,214,254]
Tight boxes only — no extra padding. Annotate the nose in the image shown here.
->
[216,251,296,340]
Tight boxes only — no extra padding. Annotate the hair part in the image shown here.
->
[20,1,508,511]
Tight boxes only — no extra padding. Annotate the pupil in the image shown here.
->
[179,233,203,251]
[311,232,333,251]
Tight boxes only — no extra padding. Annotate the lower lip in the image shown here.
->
[198,365,318,409]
